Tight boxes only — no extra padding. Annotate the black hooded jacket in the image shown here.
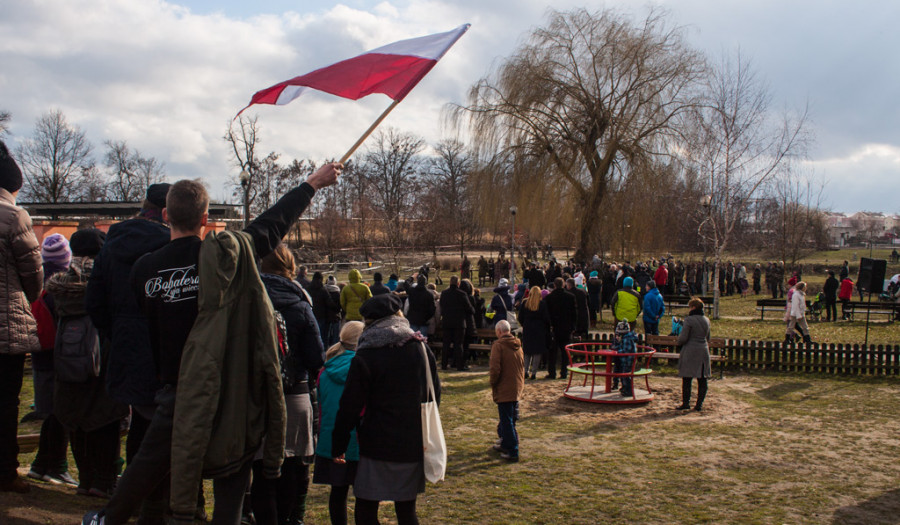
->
[86,215,169,406]
[261,273,325,393]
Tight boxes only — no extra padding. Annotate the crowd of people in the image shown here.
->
[0,131,887,524]
[0,141,448,525]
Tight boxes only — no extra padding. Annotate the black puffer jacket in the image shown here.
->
[261,273,325,392]
[85,215,169,406]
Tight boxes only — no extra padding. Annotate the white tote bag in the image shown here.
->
[420,343,447,483]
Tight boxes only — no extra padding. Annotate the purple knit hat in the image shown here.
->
[41,233,72,270]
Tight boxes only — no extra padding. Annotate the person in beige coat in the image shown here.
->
[0,140,43,493]
[489,320,524,462]
[675,298,711,412]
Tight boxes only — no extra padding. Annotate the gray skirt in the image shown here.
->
[284,393,315,458]
[353,456,425,501]
[255,393,314,461]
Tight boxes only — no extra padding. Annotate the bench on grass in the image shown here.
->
[842,301,900,322]
[756,298,810,320]
[664,295,714,314]
[428,327,497,357]
[643,334,727,379]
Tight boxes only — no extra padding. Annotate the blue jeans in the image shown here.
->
[409,323,429,338]
[644,321,659,335]
[318,320,340,349]
[496,401,519,458]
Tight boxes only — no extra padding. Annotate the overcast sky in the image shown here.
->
[2,0,897,212]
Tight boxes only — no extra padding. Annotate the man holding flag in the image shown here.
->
[84,23,469,525]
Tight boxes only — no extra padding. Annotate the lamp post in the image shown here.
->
[239,169,250,228]
[699,194,712,296]
[510,205,518,286]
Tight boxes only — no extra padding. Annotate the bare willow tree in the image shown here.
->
[362,128,425,272]
[688,52,809,318]
[450,7,705,261]
[17,109,94,203]
[104,140,166,201]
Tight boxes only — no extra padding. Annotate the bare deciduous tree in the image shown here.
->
[17,109,94,203]
[451,7,705,261]
[225,115,262,223]
[0,111,10,136]
[428,140,476,257]
[104,140,166,201]
[361,128,425,272]
[688,51,809,317]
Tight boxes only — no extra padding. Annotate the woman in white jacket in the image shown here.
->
[786,282,812,344]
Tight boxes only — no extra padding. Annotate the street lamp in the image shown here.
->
[510,205,518,286]
[239,169,250,228]
[699,194,712,295]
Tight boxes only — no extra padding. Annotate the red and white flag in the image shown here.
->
[238,24,470,116]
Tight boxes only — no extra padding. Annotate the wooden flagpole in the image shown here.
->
[339,99,402,164]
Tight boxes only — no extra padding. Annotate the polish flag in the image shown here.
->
[238,24,470,115]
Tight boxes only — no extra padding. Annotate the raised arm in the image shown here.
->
[244,162,342,259]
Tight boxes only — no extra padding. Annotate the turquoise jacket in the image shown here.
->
[316,349,360,461]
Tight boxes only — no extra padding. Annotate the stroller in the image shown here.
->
[807,292,825,322]
[668,316,683,337]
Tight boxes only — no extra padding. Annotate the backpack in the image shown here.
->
[274,310,298,392]
[31,291,57,351]
[54,314,101,383]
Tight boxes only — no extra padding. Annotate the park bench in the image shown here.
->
[428,327,497,358]
[756,298,810,321]
[843,300,900,322]
[664,295,714,314]
[643,334,726,379]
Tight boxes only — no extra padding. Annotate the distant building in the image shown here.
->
[824,211,900,247]
[20,201,240,242]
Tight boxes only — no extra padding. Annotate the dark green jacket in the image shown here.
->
[170,231,286,521]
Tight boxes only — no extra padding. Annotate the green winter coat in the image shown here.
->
[340,269,371,321]
[170,231,286,522]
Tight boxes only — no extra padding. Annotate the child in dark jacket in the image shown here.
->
[613,320,637,397]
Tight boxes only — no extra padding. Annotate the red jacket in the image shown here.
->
[653,266,668,287]
[839,279,854,301]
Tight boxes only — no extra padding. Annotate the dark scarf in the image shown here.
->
[357,315,424,351]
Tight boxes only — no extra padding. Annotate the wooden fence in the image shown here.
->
[580,332,900,376]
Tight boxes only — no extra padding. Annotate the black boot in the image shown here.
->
[675,378,691,410]
[802,334,812,344]
[695,378,708,411]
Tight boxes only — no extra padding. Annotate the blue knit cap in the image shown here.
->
[623,277,634,288]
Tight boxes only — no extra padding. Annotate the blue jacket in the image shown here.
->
[316,350,359,461]
[642,287,665,324]
[491,286,513,322]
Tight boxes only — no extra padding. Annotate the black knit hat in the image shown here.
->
[373,272,383,282]
[359,294,402,320]
[146,183,171,208]
[70,228,106,258]
[0,140,23,194]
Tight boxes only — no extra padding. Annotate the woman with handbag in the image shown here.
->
[332,294,441,525]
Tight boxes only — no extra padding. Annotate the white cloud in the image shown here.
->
[2,0,897,212]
